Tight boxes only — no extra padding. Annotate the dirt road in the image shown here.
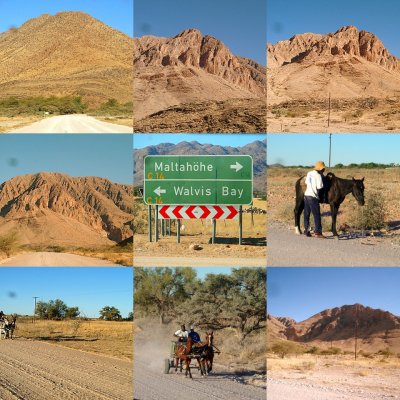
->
[134,256,266,267]
[0,252,120,266]
[267,378,398,400]
[268,223,400,266]
[134,356,265,400]
[10,114,132,133]
[0,339,132,400]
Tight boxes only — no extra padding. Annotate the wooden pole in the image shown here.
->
[239,206,243,245]
[355,304,359,360]
[329,133,332,168]
[155,205,159,242]
[212,219,216,244]
[148,205,152,242]
[327,92,331,128]
[177,219,181,243]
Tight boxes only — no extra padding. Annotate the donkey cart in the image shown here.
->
[164,341,204,375]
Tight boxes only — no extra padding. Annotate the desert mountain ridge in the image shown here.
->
[0,11,133,106]
[268,304,400,348]
[133,140,266,193]
[0,172,133,246]
[267,25,400,104]
[134,28,266,122]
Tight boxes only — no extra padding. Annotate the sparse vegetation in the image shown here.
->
[0,231,19,258]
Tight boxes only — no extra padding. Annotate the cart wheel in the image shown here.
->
[164,359,170,374]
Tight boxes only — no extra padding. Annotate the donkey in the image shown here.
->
[295,172,365,236]
[5,315,16,339]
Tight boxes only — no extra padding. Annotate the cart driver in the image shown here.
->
[0,311,4,322]
[188,325,200,343]
[173,324,188,342]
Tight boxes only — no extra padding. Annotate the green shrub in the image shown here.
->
[0,231,19,257]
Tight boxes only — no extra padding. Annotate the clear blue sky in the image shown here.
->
[1,267,133,318]
[268,134,400,166]
[268,267,400,322]
[134,0,266,65]
[134,134,265,149]
[0,0,133,37]
[194,267,233,280]
[267,0,400,57]
[0,135,132,184]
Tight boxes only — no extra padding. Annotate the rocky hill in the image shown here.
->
[0,12,133,106]
[133,140,266,194]
[267,26,400,104]
[134,29,266,131]
[269,304,400,351]
[0,172,133,246]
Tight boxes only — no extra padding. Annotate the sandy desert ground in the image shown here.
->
[268,354,400,400]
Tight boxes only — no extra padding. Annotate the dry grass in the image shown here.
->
[16,318,133,360]
[69,247,132,266]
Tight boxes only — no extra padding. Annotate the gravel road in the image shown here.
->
[268,378,399,400]
[134,256,266,267]
[10,114,132,133]
[0,340,132,400]
[0,252,120,266]
[268,223,400,266]
[134,356,265,400]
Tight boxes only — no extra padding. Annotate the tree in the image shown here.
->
[176,268,266,344]
[35,299,79,320]
[134,268,198,324]
[99,306,122,321]
[0,231,18,257]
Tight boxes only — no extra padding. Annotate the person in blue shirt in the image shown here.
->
[188,325,201,343]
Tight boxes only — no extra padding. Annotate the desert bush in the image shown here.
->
[91,99,133,116]
[271,341,304,358]
[305,346,321,355]
[349,191,387,230]
[0,231,19,257]
[320,347,342,356]
[377,347,394,358]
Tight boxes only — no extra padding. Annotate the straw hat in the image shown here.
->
[314,161,326,171]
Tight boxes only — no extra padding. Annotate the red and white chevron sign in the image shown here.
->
[158,205,239,220]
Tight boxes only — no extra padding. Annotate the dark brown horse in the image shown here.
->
[201,332,215,374]
[295,172,365,236]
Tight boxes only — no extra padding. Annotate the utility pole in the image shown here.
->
[354,304,359,360]
[33,296,39,324]
[328,133,332,168]
[327,92,331,128]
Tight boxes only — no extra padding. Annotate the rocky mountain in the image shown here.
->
[269,304,400,351]
[267,26,400,104]
[0,172,133,246]
[133,140,266,194]
[0,12,133,106]
[133,29,266,131]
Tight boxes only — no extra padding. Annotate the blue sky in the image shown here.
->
[0,0,133,36]
[268,134,400,166]
[134,134,265,149]
[1,268,133,318]
[268,268,400,321]
[0,135,132,184]
[134,0,266,65]
[267,0,400,57]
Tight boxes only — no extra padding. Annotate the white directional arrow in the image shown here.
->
[154,186,166,196]
[230,162,243,172]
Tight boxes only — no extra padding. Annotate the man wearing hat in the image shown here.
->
[304,161,326,238]
[188,325,201,343]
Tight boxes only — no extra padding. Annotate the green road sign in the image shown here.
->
[144,155,253,205]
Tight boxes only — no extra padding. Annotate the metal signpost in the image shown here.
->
[144,155,253,244]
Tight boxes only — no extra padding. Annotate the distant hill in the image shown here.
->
[0,172,133,246]
[268,304,400,352]
[0,12,133,106]
[133,140,266,194]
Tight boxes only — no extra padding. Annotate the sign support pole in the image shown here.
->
[239,206,243,245]
[155,205,159,242]
[169,219,171,236]
[148,205,152,242]
[177,219,181,243]
[212,219,216,244]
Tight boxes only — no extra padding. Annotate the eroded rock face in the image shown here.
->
[277,304,400,343]
[268,26,400,72]
[0,172,132,243]
[134,28,266,96]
